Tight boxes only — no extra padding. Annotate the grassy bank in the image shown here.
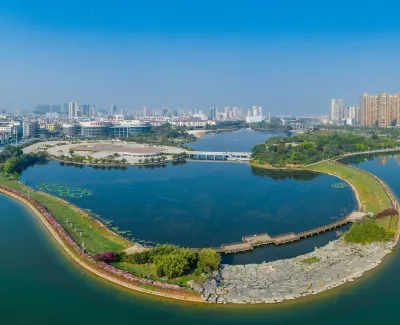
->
[308,161,391,213]
[0,174,130,254]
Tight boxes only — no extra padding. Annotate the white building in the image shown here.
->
[68,101,78,119]
[246,115,263,123]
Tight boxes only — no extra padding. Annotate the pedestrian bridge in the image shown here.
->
[187,151,251,161]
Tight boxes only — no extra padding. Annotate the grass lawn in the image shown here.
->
[309,161,391,213]
[300,257,320,264]
[376,215,398,232]
[111,262,202,287]
[0,175,131,254]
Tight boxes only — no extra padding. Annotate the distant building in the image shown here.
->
[36,104,51,114]
[62,124,76,137]
[331,99,344,122]
[78,120,151,137]
[209,106,217,120]
[68,101,78,119]
[80,104,91,117]
[51,105,61,113]
[360,92,400,127]
[22,120,39,138]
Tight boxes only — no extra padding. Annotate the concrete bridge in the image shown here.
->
[187,151,251,161]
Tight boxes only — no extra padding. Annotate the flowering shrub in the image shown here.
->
[0,184,181,291]
[93,251,117,262]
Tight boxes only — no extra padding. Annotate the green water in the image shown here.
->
[2,153,400,324]
[0,194,399,324]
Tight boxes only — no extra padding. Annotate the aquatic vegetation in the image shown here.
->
[331,183,348,188]
[36,183,92,199]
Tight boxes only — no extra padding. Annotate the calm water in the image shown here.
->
[187,129,289,151]
[21,161,355,254]
[2,154,400,324]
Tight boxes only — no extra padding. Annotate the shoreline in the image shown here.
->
[0,158,399,305]
[0,186,203,304]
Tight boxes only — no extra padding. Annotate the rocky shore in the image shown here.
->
[200,239,394,304]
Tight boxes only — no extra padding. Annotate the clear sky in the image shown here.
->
[1,0,400,114]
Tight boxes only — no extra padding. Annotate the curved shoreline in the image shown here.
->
[0,187,202,303]
[0,158,399,304]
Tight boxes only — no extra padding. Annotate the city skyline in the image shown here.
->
[2,1,400,113]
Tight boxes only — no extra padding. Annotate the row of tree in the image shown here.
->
[3,150,47,174]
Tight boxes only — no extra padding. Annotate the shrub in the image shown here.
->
[93,250,117,262]
[344,219,393,244]
[375,208,399,219]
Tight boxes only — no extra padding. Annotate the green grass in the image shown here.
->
[0,176,131,254]
[309,161,391,213]
[300,257,320,264]
[344,218,395,244]
[111,262,202,287]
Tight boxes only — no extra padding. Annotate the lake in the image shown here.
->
[20,160,355,260]
[2,153,400,324]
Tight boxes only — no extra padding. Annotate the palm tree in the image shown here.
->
[161,156,166,163]
[156,157,161,164]
[138,159,143,164]
[120,158,127,165]
[144,158,150,164]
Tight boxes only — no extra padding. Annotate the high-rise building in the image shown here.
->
[360,92,400,127]
[209,106,217,120]
[331,99,344,122]
[68,101,78,119]
[51,105,61,113]
[143,107,152,117]
[36,104,51,114]
[110,104,118,115]
[80,105,91,117]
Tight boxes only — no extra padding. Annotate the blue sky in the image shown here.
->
[1,0,400,114]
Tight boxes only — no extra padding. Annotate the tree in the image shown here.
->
[161,156,166,163]
[156,157,161,164]
[4,157,20,174]
[138,159,143,164]
[150,157,155,163]
[195,249,221,274]
[120,158,127,165]
[155,253,189,279]
[144,158,150,164]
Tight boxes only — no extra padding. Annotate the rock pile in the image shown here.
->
[201,240,394,304]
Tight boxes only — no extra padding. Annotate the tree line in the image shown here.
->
[252,133,398,166]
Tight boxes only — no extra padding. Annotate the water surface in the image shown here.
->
[21,161,355,250]
[187,129,289,152]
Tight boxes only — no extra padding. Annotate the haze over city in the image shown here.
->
[2,0,400,114]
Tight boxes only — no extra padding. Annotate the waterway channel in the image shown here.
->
[2,152,400,324]
[186,128,289,151]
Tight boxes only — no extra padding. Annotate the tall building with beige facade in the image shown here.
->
[360,92,400,127]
